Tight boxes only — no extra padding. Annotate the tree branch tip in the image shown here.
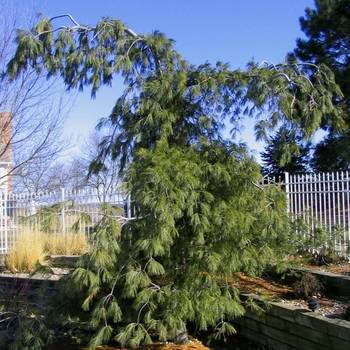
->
[49,14,81,27]
[124,27,138,38]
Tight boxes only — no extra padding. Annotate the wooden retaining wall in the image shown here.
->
[235,294,350,350]
[299,267,350,298]
[0,260,349,349]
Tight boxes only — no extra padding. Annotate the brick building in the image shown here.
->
[0,112,12,193]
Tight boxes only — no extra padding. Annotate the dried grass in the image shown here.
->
[4,231,46,273]
[43,231,88,255]
[4,230,88,273]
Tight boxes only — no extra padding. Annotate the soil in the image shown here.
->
[300,261,350,276]
[232,269,350,319]
[45,334,262,350]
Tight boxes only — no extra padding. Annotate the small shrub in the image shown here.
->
[290,213,349,265]
[312,250,348,266]
[292,272,323,299]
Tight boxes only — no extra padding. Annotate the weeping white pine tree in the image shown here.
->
[7,14,344,348]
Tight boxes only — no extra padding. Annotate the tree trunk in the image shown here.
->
[173,327,189,344]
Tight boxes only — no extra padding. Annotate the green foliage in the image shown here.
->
[208,321,236,343]
[311,132,350,172]
[6,14,344,169]
[55,162,294,347]
[6,12,348,348]
[292,0,350,171]
[294,0,350,101]
[116,323,152,348]
[71,211,92,233]
[128,139,293,277]
[261,126,312,178]
[12,313,54,350]
[55,203,124,347]
[32,201,65,233]
[89,325,114,349]
[243,295,271,316]
[0,286,55,350]
[21,200,92,234]
[290,212,348,264]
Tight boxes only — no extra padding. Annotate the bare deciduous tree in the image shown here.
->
[0,0,75,192]
[80,128,121,193]
[14,127,121,194]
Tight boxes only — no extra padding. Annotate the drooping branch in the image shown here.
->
[7,13,345,173]
[35,13,138,39]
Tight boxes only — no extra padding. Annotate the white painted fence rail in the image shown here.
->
[0,188,131,254]
[1,171,350,255]
[285,171,350,254]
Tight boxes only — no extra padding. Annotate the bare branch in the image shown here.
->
[0,2,76,191]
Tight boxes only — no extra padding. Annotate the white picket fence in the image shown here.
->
[0,171,350,255]
[0,187,131,254]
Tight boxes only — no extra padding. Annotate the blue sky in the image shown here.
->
[25,0,316,160]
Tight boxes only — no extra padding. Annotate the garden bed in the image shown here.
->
[0,260,349,349]
[232,271,350,319]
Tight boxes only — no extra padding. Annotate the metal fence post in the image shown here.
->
[61,188,65,233]
[126,194,131,218]
[284,172,290,214]
[0,187,7,253]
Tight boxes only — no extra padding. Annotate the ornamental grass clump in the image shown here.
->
[4,231,46,273]
[4,231,88,274]
[42,231,88,255]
